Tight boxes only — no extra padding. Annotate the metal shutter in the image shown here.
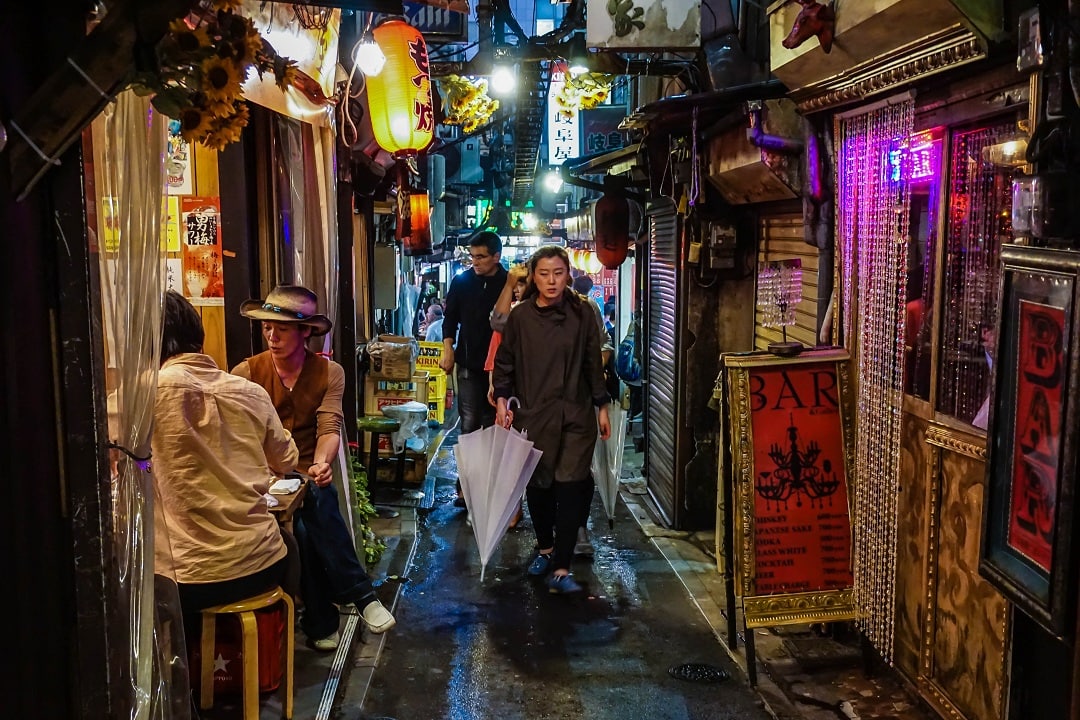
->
[645,199,680,526]
[753,213,820,350]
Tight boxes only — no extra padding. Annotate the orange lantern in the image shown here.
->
[594,193,630,269]
[367,19,434,158]
[396,185,432,256]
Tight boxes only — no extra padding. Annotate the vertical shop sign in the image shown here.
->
[724,348,857,628]
[548,67,579,165]
[1006,301,1064,573]
[181,197,224,301]
[981,244,1080,636]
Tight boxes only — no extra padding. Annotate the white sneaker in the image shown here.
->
[309,630,340,652]
[361,600,396,634]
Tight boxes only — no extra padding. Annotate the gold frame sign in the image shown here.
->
[723,348,858,628]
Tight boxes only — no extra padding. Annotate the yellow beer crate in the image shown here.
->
[417,341,445,373]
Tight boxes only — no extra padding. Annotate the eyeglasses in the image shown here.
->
[262,302,308,319]
[469,253,491,261]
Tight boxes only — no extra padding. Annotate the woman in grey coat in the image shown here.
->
[493,246,611,593]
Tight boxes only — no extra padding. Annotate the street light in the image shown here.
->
[544,169,564,193]
[490,46,517,95]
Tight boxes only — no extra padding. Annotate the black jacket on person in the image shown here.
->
[442,264,508,371]
[492,292,609,488]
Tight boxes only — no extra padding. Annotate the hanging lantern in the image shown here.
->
[396,172,432,256]
[594,193,630,269]
[367,19,434,158]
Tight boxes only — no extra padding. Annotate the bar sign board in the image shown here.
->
[723,348,858,628]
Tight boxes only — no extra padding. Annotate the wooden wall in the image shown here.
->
[895,410,1009,720]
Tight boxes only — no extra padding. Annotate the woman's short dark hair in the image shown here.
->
[521,245,583,309]
[162,290,204,362]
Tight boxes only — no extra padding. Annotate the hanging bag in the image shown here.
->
[615,324,642,384]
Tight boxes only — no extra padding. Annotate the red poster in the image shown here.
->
[181,197,224,299]
[747,364,853,595]
[1007,301,1065,573]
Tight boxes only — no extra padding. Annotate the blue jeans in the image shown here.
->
[294,482,375,640]
[456,366,495,434]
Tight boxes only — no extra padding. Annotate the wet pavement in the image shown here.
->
[198,415,937,719]
[346,431,772,720]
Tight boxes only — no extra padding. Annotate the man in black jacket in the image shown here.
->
[441,231,508,504]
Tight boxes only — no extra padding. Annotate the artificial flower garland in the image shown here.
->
[554,72,614,121]
[131,0,298,150]
[438,75,500,134]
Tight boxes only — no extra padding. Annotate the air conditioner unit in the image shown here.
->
[445,139,483,186]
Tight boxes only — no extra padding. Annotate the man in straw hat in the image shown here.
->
[233,285,395,650]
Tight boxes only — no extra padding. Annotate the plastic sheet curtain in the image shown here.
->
[272,116,340,355]
[835,95,914,664]
[94,92,188,719]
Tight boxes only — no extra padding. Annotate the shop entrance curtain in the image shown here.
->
[835,95,914,664]
[94,92,186,719]
[272,116,340,355]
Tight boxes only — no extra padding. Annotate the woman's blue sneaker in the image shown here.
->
[527,552,553,576]
[547,574,583,594]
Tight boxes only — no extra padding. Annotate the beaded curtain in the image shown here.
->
[936,120,1017,423]
[836,97,914,663]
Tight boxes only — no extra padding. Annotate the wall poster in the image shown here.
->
[723,348,857,628]
[181,196,224,304]
[981,245,1080,636]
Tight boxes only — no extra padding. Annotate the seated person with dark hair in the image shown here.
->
[152,291,300,642]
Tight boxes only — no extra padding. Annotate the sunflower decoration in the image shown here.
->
[438,75,500,132]
[131,4,297,149]
[553,72,614,118]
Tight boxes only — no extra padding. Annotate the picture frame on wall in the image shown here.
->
[981,245,1080,636]
[722,347,858,628]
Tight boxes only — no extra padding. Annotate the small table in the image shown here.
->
[269,477,309,534]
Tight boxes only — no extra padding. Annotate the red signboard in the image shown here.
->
[1007,300,1065,573]
[746,364,853,595]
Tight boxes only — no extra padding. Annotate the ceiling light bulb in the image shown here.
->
[544,170,563,193]
[354,39,386,76]
[568,62,589,77]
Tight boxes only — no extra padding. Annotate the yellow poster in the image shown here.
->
[164,195,182,252]
[101,197,119,253]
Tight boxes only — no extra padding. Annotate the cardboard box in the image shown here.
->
[361,372,430,452]
[363,372,429,416]
[368,334,417,380]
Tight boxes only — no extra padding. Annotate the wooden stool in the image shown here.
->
[357,415,406,486]
[199,586,294,720]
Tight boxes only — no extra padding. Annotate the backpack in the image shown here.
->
[615,331,641,384]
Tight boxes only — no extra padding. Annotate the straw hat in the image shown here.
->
[239,285,332,336]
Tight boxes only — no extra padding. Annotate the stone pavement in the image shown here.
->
[327,427,938,720]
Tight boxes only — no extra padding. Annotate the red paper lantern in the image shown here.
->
[594,193,630,269]
[367,19,434,158]
[396,187,432,256]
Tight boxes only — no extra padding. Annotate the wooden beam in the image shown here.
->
[7,0,196,199]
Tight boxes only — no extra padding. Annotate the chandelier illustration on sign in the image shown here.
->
[755,415,841,511]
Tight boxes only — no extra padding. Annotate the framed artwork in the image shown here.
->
[981,245,1080,636]
[723,348,858,628]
